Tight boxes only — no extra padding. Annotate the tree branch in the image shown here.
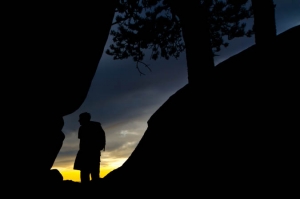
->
[111,15,132,26]
[136,61,145,75]
[135,60,151,76]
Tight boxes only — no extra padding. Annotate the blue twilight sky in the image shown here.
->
[52,0,300,179]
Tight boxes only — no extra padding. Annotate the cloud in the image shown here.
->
[59,131,79,152]
[54,130,141,170]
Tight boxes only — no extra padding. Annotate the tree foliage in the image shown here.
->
[106,0,254,72]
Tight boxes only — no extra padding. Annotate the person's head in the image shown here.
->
[79,112,91,125]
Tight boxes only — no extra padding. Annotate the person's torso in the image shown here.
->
[79,121,103,151]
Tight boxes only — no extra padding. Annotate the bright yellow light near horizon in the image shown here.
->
[59,167,114,182]
[60,170,81,182]
[52,160,126,182]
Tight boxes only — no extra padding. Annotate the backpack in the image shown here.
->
[79,121,106,151]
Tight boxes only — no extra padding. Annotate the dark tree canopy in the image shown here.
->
[107,0,254,71]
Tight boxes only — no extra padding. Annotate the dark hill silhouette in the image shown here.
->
[103,25,300,196]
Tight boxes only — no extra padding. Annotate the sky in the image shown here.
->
[52,0,300,182]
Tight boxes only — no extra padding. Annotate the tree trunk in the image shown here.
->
[169,0,215,86]
[251,0,277,45]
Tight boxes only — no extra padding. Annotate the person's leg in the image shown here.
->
[91,164,100,182]
[80,170,90,183]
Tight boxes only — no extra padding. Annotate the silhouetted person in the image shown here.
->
[74,112,106,183]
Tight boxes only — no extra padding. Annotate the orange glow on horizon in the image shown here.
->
[59,167,114,182]
[52,157,127,182]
